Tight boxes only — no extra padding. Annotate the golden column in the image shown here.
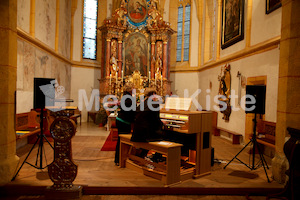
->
[162,41,168,79]
[105,38,112,77]
[118,40,122,78]
[272,0,300,184]
[0,0,19,185]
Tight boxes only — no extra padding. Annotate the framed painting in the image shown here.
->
[266,0,281,14]
[124,32,149,76]
[221,0,245,49]
[127,0,148,24]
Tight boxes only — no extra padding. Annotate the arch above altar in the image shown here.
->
[98,0,175,98]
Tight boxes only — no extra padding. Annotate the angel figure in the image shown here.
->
[113,0,127,26]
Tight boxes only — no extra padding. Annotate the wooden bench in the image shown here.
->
[216,127,242,144]
[256,120,276,148]
[16,111,40,140]
[119,134,184,185]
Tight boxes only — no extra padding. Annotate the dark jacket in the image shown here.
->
[131,97,163,142]
[117,92,135,125]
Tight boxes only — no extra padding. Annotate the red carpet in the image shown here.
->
[101,132,117,151]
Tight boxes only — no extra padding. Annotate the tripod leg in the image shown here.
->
[256,143,269,169]
[224,139,253,169]
[255,142,270,182]
[11,137,40,181]
[43,134,54,149]
[35,135,41,166]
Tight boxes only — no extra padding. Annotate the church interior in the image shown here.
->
[0,0,300,199]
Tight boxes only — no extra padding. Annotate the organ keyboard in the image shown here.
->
[160,108,213,177]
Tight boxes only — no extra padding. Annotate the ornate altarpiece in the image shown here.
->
[98,0,175,98]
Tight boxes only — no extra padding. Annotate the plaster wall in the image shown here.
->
[70,67,101,122]
[251,0,281,46]
[35,0,56,50]
[72,0,83,61]
[16,39,71,114]
[190,0,199,67]
[58,0,71,59]
[17,0,30,33]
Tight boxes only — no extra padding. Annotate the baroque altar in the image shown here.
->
[98,0,175,98]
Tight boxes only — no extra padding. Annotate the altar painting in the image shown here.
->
[124,33,149,76]
[128,0,147,24]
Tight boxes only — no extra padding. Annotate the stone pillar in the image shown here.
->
[272,0,300,184]
[0,0,19,185]
[118,40,122,78]
[162,41,168,79]
[105,39,111,77]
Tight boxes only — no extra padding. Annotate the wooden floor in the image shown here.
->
[2,122,284,199]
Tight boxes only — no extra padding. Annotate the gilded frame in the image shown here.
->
[266,0,281,14]
[123,32,150,77]
[221,0,245,49]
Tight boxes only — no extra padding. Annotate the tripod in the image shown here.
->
[12,108,54,181]
[223,113,270,182]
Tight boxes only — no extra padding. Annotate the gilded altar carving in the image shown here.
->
[98,0,175,98]
[218,64,232,122]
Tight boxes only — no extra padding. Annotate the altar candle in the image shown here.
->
[122,70,124,80]
[148,71,150,83]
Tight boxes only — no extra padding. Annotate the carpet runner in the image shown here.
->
[100,132,117,151]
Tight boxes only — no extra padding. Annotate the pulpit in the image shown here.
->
[98,0,174,98]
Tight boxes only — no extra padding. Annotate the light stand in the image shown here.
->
[12,107,54,181]
[223,113,270,182]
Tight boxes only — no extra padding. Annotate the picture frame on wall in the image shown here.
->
[221,0,245,49]
[266,0,281,14]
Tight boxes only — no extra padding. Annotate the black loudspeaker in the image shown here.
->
[34,78,55,109]
[245,85,266,114]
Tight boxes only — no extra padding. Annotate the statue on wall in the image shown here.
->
[110,40,119,78]
[147,0,163,28]
[218,64,232,122]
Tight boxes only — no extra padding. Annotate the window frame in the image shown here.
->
[82,0,99,60]
[176,1,191,63]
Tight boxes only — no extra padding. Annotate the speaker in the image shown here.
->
[245,85,266,114]
[34,78,55,109]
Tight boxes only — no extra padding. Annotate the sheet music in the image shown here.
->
[164,97,192,111]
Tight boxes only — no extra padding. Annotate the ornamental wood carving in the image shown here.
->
[48,115,77,188]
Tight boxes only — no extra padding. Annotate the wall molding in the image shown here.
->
[170,36,280,73]
[17,28,101,69]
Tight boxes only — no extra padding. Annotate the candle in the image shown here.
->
[149,71,150,83]
[109,74,111,85]
[122,70,124,80]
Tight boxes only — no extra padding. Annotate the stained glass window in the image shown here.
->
[83,0,98,60]
[176,3,191,62]
[176,6,183,62]
[183,4,190,61]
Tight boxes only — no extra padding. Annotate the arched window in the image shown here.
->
[83,0,98,60]
[176,2,191,62]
